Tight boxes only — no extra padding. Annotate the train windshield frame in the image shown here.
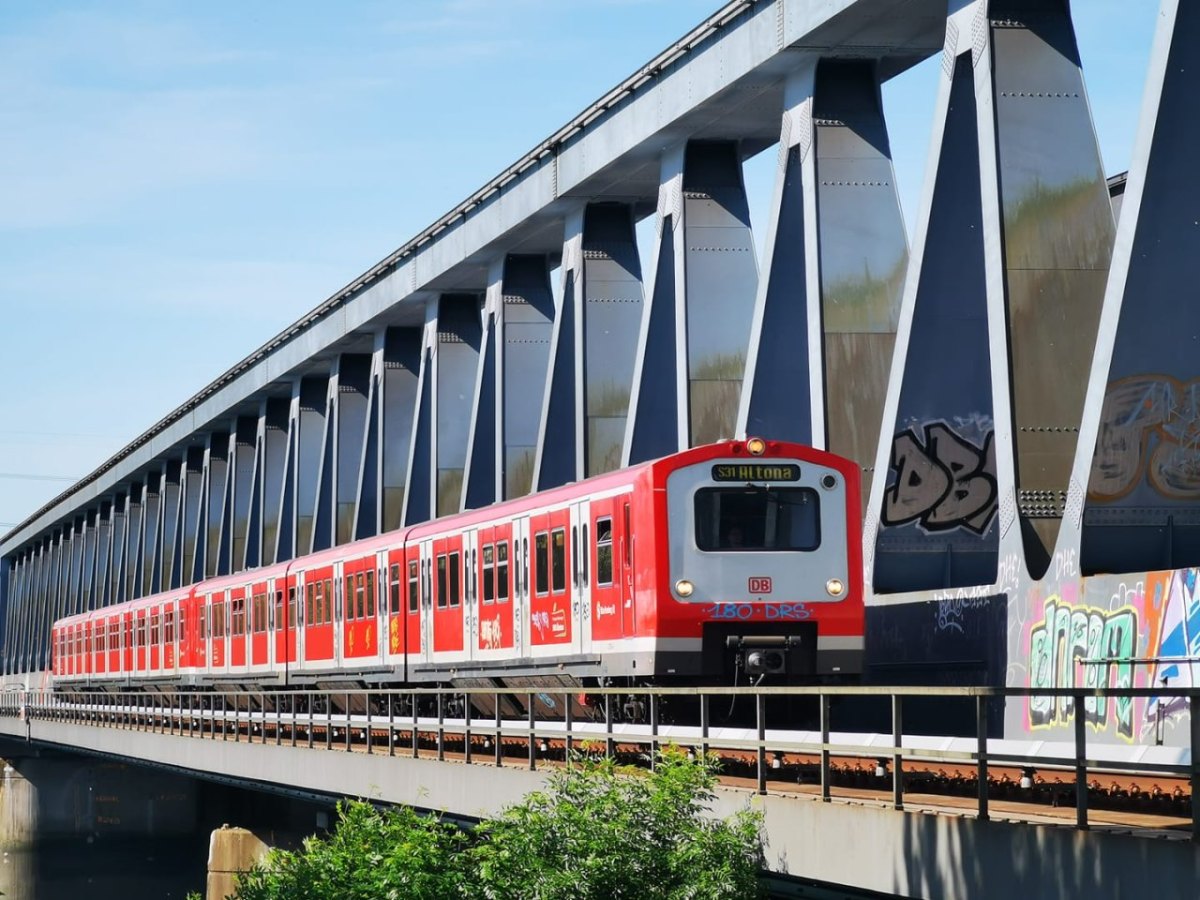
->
[694,486,821,552]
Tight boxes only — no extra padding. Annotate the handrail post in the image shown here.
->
[604,692,614,759]
[308,694,315,749]
[388,693,395,757]
[755,692,767,795]
[326,694,333,751]
[820,693,831,802]
[976,694,989,821]
[1191,694,1200,844]
[1074,690,1089,830]
[527,692,536,771]
[564,692,573,761]
[275,694,282,746]
[291,694,297,748]
[345,692,351,752]
[366,692,373,755]
[700,693,710,761]
[411,692,419,759]
[892,694,904,811]
[494,692,503,767]
[464,693,473,765]
[437,692,445,761]
[650,692,659,770]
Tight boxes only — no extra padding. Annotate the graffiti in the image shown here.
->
[934,593,993,634]
[480,616,502,650]
[532,611,550,640]
[1090,375,1200,500]
[1053,548,1077,582]
[882,422,997,534]
[703,603,811,621]
[1148,570,1200,722]
[389,618,401,654]
[1028,596,1137,739]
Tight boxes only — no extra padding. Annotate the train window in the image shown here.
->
[288,587,298,627]
[449,551,461,608]
[324,579,333,623]
[694,487,821,552]
[497,542,509,603]
[305,583,315,626]
[582,523,589,584]
[353,573,364,620]
[551,528,566,594]
[232,598,245,636]
[164,609,175,645]
[595,518,614,586]
[407,561,419,614]
[200,605,207,640]
[365,570,375,618]
[436,555,448,609]
[534,532,549,595]
[390,564,402,615]
[482,545,495,604]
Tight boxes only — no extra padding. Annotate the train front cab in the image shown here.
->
[661,439,863,683]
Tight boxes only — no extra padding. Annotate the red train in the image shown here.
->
[50,439,863,691]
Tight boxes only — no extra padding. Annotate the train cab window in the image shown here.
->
[449,552,461,608]
[595,518,614,586]
[497,543,509,603]
[436,555,448,609]
[694,487,821,552]
[389,565,401,615]
[534,532,549,595]
[551,528,566,594]
[407,561,419,614]
[482,545,495,604]
[365,570,375,618]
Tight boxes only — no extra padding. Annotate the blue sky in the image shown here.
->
[0,0,1159,532]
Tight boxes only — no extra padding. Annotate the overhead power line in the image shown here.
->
[0,472,79,483]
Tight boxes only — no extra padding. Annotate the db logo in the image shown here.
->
[748,577,773,594]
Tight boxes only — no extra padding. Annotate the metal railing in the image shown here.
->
[1,684,1196,840]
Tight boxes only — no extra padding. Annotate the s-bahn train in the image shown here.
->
[49,439,863,693]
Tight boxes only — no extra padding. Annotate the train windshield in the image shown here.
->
[694,487,820,552]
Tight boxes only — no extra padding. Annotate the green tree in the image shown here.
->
[470,747,763,900]
[228,748,763,900]
[230,801,470,900]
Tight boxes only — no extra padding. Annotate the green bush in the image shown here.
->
[228,748,763,900]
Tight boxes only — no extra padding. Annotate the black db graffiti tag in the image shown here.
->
[882,423,997,534]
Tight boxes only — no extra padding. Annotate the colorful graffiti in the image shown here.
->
[1018,569,1200,743]
[882,422,997,534]
[1090,374,1200,500]
[1028,596,1137,739]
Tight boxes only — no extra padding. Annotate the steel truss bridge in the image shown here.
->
[4,0,1200,755]
[2,683,1198,898]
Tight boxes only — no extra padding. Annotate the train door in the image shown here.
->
[211,591,228,675]
[475,523,515,657]
[528,507,573,653]
[589,499,623,642]
[107,614,120,674]
[419,539,434,665]
[620,499,636,636]
[462,528,477,661]
[229,587,248,672]
[122,610,134,676]
[384,549,404,671]
[249,580,270,672]
[402,542,426,673]
[431,533,465,656]
[274,573,298,678]
[572,501,590,657]
[512,518,529,658]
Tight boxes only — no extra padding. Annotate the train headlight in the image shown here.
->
[745,437,767,456]
[674,579,695,598]
[825,578,845,597]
